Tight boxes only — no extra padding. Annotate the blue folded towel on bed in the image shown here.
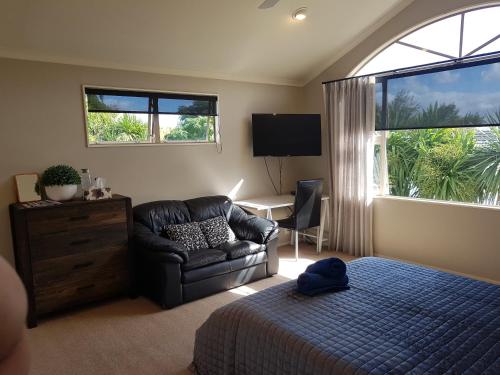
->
[297,257,350,296]
[305,257,347,280]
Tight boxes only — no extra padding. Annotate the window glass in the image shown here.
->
[473,38,500,56]
[158,98,215,115]
[86,112,151,144]
[463,7,500,55]
[356,43,446,76]
[400,15,461,57]
[86,93,149,113]
[379,60,500,130]
[159,114,215,142]
[385,127,499,205]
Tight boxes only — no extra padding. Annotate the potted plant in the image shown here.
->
[37,165,81,201]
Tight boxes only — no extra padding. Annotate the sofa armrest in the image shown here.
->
[229,205,279,244]
[133,222,189,264]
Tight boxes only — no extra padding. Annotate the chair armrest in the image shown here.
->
[133,222,189,264]
[229,205,279,244]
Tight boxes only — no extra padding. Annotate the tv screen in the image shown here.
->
[252,114,321,156]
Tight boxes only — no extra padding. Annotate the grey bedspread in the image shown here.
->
[192,257,500,375]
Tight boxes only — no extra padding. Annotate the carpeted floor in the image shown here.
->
[27,244,356,375]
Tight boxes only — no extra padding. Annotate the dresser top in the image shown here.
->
[10,194,130,211]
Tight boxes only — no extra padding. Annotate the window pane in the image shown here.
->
[86,94,149,113]
[385,127,499,205]
[160,115,215,142]
[400,15,461,57]
[158,98,216,115]
[472,38,500,56]
[381,60,500,130]
[86,112,150,144]
[463,7,500,55]
[357,43,446,76]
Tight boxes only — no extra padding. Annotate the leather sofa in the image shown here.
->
[133,195,279,308]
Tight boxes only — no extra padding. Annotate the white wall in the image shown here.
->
[298,0,500,282]
[0,58,304,263]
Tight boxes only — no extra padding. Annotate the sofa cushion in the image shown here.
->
[216,240,265,260]
[181,249,227,271]
[184,196,233,222]
[182,260,231,283]
[228,251,268,272]
[162,222,208,252]
[199,216,236,248]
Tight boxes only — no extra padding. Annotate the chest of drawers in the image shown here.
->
[9,195,133,328]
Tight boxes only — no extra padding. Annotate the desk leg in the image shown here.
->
[266,208,273,220]
[318,200,327,253]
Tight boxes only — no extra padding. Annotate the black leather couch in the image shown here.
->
[133,195,279,308]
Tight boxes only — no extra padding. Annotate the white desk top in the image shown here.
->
[234,194,329,211]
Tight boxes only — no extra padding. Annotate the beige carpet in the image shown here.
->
[27,245,356,375]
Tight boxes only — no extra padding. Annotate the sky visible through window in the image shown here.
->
[387,62,500,119]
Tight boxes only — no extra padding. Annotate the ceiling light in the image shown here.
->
[292,7,307,21]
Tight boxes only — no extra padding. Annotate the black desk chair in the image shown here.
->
[277,179,323,261]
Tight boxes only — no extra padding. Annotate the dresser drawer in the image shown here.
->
[29,223,128,261]
[32,247,128,288]
[34,261,129,315]
[27,200,126,237]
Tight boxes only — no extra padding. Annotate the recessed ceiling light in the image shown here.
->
[292,7,307,21]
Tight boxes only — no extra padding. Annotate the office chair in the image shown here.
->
[277,179,323,261]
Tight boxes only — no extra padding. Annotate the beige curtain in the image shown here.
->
[323,77,375,257]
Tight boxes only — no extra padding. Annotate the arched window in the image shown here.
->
[357,5,500,76]
[358,6,500,206]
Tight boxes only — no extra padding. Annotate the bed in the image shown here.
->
[192,257,500,375]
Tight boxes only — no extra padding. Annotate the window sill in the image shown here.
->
[373,195,500,211]
[87,142,216,148]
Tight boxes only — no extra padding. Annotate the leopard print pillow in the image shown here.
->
[162,222,209,252]
[198,216,236,248]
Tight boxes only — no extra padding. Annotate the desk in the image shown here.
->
[234,194,330,253]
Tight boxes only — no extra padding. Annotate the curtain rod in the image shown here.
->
[321,51,500,85]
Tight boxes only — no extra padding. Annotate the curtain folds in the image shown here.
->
[323,77,375,257]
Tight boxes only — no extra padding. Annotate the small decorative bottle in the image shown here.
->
[80,168,92,199]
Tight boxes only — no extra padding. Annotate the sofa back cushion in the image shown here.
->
[162,222,209,251]
[134,200,191,234]
[184,196,234,222]
[199,216,236,248]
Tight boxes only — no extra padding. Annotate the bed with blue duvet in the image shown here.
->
[192,257,500,374]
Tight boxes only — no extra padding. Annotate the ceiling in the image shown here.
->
[0,0,413,86]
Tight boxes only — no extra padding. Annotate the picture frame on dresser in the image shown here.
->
[9,194,135,328]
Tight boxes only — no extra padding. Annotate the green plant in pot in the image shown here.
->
[37,165,81,201]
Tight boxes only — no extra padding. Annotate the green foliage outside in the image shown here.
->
[379,90,500,205]
[165,115,215,142]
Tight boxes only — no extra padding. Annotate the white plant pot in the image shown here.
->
[45,185,77,201]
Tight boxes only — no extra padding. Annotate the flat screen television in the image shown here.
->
[252,113,321,156]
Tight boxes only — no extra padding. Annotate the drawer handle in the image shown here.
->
[72,261,94,270]
[76,284,95,292]
[69,215,90,221]
[70,239,91,246]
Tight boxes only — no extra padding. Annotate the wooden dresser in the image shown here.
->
[9,195,133,328]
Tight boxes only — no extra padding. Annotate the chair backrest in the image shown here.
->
[293,179,323,230]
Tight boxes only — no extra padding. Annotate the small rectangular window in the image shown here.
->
[83,87,218,146]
